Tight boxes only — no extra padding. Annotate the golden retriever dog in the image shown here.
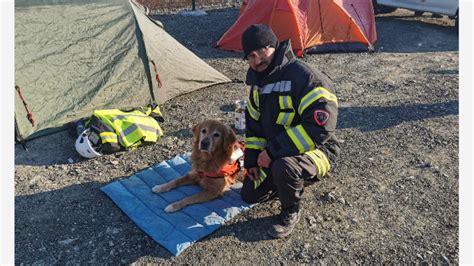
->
[152,119,243,213]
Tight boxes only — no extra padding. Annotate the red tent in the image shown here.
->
[216,0,377,56]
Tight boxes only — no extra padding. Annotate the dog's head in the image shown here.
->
[192,120,237,157]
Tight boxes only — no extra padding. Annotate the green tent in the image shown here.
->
[15,0,230,140]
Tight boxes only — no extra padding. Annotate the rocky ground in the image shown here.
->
[14,8,459,264]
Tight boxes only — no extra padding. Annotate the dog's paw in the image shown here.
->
[152,184,168,193]
[164,203,180,213]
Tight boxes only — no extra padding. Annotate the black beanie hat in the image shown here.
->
[241,24,278,59]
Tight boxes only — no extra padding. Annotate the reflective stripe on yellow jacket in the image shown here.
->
[93,108,163,148]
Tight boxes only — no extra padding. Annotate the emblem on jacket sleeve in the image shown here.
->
[314,110,329,126]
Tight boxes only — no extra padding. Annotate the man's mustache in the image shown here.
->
[257,61,268,68]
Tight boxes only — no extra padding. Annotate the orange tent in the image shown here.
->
[216,0,377,56]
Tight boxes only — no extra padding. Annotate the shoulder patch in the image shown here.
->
[314,110,329,126]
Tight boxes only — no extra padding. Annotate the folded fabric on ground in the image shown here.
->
[101,153,252,256]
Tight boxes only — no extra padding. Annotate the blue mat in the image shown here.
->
[101,153,252,256]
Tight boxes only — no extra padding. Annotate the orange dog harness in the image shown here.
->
[198,142,245,179]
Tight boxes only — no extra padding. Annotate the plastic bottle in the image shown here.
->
[234,100,247,131]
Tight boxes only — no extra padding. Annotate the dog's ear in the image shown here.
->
[223,126,237,155]
[192,122,201,143]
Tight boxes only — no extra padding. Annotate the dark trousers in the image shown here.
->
[240,153,328,209]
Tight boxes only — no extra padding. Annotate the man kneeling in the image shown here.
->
[239,24,341,239]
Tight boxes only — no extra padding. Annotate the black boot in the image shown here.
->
[267,203,301,239]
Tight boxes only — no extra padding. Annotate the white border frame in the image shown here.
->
[459,0,473,264]
[0,0,15,264]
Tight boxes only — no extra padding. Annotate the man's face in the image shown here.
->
[247,46,276,72]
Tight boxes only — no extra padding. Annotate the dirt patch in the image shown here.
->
[136,0,241,13]
[15,8,458,264]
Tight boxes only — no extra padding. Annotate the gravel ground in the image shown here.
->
[15,8,459,264]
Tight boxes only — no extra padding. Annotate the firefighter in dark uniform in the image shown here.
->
[240,24,341,239]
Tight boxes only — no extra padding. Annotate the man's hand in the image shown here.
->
[257,150,272,168]
[246,167,259,181]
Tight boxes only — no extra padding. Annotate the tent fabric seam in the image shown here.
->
[331,2,371,45]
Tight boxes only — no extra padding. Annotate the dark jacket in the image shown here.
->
[244,40,340,169]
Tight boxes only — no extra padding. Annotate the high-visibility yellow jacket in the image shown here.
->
[244,40,340,170]
[90,105,164,152]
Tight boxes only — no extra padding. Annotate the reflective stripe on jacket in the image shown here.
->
[92,106,163,149]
